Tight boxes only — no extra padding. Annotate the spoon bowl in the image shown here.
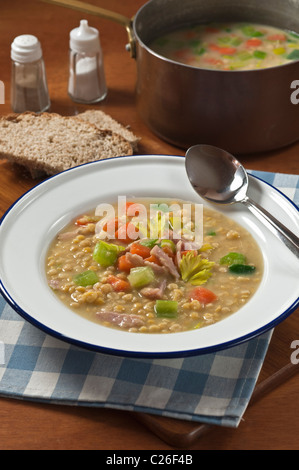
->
[185,144,299,258]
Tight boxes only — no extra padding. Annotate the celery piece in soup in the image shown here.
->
[229,264,256,274]
[93,240,124,267]
[74,270,99,287]
[220,252,246,266]
[155,300,178,318]
[128,266,155,288]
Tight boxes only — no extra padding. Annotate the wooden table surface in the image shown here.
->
[0,0,298,451]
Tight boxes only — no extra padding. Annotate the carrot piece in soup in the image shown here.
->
[144,254,162,265]
[208,44,237,55]
[107,275,131,292]
[130,242,151,259]
[245,38,263,47]
[189,286,217,304]
[267,33,286,41]
[102,217,119,233]
[208,43,221,51]
[115,222,138,244]
[117,255,134,273]
[218,46,237,55]
[126,202,143,216]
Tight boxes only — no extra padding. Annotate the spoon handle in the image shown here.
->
[243,196,299,259]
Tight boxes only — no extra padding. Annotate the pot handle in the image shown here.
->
[40,0,136,58]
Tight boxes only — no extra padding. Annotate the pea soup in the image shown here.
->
[46,199,263,334]
[151,22,299,70]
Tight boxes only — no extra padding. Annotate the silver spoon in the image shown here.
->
[185,144,299,259]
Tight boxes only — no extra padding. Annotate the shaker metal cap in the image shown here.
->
[11,35,43,63]
[70,19,101,54]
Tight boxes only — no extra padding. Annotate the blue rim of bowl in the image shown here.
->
[0,155,298,358]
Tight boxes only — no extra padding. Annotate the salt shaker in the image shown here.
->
[68,19,107,104]
[11,34,50,113]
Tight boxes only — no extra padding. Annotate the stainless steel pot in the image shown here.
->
[43,0,299,154]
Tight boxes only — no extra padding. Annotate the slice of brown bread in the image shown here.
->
[0,112,133,177]
[75,109,140,151]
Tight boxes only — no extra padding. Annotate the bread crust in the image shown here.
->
[75,110,140,151]
[0,111,134,177]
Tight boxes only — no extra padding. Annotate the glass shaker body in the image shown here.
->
[68,50,107,104]
[11,35,50,113]
[11,58,50,113]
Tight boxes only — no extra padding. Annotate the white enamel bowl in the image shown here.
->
[0,155,298,357]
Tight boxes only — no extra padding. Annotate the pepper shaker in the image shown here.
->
[68,19,107,104]
[11,34,50,113]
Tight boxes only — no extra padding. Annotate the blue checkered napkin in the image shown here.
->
[248,170,299,207]
[0,299,271,427]
[0,171,297,428]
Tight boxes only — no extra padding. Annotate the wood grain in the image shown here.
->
[0,0,298,450]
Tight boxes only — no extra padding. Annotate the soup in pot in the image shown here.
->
[151,22,299,70]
